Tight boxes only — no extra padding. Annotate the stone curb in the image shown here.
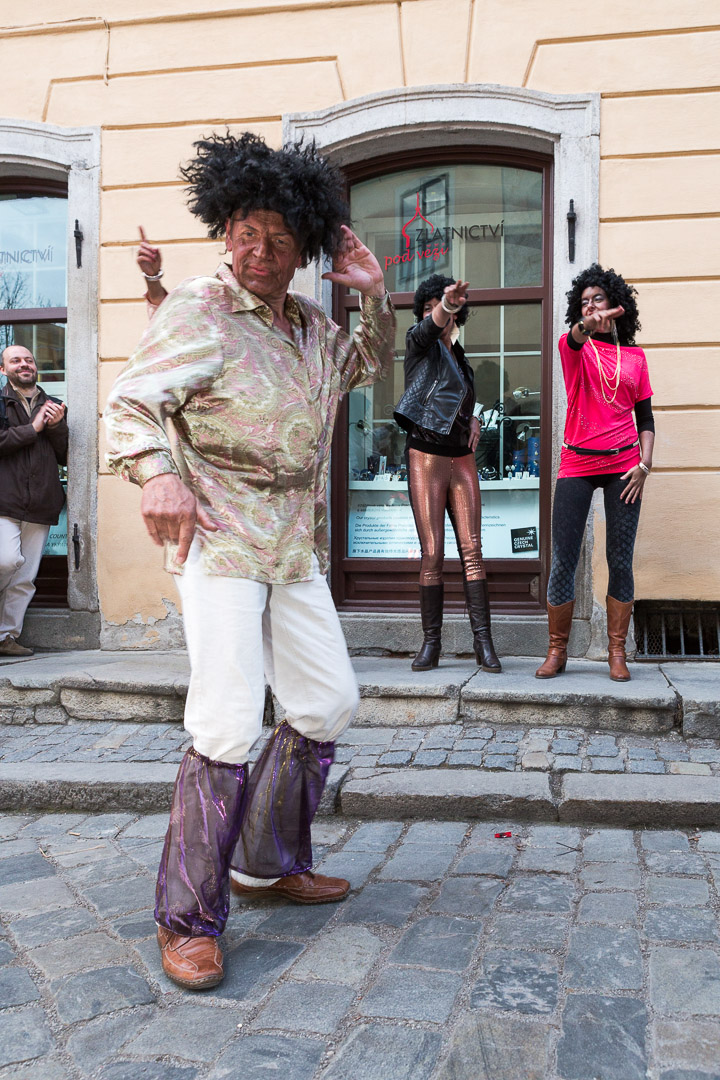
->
[3,760,720,825]
[340,768,720,826]
[559,772,720,826]
[340,769,555,820]
[0,762,177,813]
[0,760,349,815]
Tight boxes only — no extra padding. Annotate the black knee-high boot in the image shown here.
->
[412,584,443,671]
[464,578,502,673]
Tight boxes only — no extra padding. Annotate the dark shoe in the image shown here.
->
[0,636,33,657]
[412,584,443,671]
[157,926,224,989]
[607,595,633,681]
[535,600,574,679]
[231,870,350,905]
[464,578,501,672]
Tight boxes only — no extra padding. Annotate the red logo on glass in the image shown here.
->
[384,192,448,272]
[401,193,436,252]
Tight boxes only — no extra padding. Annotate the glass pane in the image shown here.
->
[0,194,68,309]
[0,322,67,400]
[465,304,541,558]
[351,163,542,294]
[346,302,541,561]
[0,322,67,555]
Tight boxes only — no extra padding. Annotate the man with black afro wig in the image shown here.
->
[105,131,395,991]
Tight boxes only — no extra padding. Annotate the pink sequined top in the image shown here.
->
[557,332,653,479]
[104,264,395,583]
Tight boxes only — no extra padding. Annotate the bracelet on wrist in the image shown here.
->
[143,269,164,281]
[577,319,590,336]
[638,461,651,476]
[441,295,463,315]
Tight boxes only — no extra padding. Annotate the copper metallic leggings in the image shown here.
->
[407,447,486,586]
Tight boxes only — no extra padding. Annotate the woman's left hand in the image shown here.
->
[469,416,482,453]
[619,465,647,504]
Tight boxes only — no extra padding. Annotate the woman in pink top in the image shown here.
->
[536,265,655,682]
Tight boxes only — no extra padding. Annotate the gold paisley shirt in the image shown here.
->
[104,264,395,583]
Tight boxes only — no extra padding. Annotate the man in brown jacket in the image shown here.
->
[0,345,67,656]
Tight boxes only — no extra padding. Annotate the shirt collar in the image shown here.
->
[215,263,303,327]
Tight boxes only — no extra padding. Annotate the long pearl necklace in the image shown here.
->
[587,333,621,405]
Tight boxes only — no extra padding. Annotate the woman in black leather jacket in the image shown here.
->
[394,274,501,673]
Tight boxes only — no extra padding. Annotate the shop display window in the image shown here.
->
[0,186,69,588]
[344,162,545,570]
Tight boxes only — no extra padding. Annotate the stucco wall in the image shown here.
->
[1,0,717,642]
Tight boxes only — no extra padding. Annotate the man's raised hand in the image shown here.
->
[137,226,162,278]
[322,226,385,298]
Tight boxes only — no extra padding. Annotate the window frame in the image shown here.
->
[0,175,70,608]
[330,145,554,614]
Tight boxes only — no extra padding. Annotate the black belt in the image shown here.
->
[563,440,639,457]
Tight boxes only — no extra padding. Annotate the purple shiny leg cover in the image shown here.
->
[155,748,247,937]
[231,721,334,879]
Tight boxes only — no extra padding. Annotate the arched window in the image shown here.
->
[331,147,553,612]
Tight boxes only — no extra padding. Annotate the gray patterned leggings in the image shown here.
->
[547,473,641,606]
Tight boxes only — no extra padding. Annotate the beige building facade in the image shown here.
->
[1,0,718,658]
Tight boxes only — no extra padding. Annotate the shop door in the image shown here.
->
[330,150,553,613]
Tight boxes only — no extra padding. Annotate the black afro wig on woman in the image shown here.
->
[565,263,641,345]
[180,131,349,264]
[413,273,470,326]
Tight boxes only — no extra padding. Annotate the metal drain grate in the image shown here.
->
[634,601,720,661]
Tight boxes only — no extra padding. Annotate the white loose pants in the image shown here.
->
[175,550,359,764]
[0,517,49,639]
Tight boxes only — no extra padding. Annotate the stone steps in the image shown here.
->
[1,650,718,824]
[2,651,713,737]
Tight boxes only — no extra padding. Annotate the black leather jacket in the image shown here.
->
[394,315,475,436]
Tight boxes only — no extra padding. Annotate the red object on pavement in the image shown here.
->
[494,832,512,838]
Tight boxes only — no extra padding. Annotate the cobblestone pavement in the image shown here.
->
[2,720,719,778]
[2,811,720,1079]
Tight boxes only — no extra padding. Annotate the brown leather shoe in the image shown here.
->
[607,595,634,682]
[231,870,350,905]
[157,926,224,989]
[0,636,33,657]
[535,600,574,678]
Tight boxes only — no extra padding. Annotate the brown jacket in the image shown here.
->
[0,383,68,525]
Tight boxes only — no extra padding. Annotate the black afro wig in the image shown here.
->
[413,273,470,326]
[565,263,641,345]
[180,131,349,264]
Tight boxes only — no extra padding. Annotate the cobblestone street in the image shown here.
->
[3,811,720,1079]
[3,720,719,778]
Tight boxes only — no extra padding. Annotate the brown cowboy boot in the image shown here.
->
[157,927,224,989]
[606,595,634,682]
[535,600,574,678]
[412,584,443,671]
